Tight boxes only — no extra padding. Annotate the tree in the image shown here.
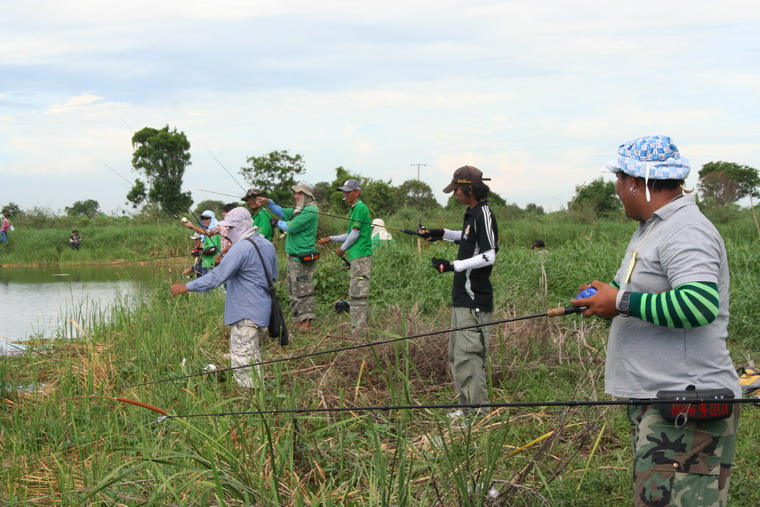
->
[698,161,760,205]
[1,202,22,217]
[395,180,440,212]
[568,178,621,217]
[240,150,306,205]
[128,125,193,214]
[65,199,100,218]
[525,203,545,215]
[193,199,225,217]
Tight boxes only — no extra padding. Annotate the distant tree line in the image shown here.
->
[4,124,758,228]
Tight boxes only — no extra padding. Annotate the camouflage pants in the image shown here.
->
[348,255,372,331]
[628,403,739,507]
[449,307,491,410]
[229,319,264,388]
[287,257,316,323]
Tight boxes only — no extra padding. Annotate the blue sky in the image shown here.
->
[2,0,759,214]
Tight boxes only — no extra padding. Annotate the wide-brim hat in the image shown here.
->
[292,181,315,197]
[443,165,491,193]
[241,188,265,201]
[600,135,690,181]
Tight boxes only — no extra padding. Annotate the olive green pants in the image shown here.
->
[449,307,491,411]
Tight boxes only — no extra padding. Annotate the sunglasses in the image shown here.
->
[201,216,212,220]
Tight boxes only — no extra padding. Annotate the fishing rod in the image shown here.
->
[157,396,757,422]
[109,305,585,392]
[304,209,424,236]
[197,140,247,192]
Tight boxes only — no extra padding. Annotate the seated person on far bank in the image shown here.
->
[69,230,82,250]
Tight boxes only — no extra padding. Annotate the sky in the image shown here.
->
[2,0,760,215]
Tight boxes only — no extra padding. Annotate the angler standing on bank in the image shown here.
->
[318,179,373,334]
[572,135,741,506]
[241,188,275,242]
[261,181,320,331]
[423,166,498,418]
[171,207,277,388]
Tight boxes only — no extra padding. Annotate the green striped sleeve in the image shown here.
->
[628,282,719,328]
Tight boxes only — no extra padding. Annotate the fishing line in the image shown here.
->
[92,155,133,187]
[197,140,247,192]
[158,397,758,422]
[108,306,584,393]
[199,188,240,198]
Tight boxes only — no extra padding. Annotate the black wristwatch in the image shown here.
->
[616,290,631,317]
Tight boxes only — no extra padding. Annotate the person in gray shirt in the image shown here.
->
[171,206,277,388]
[572,135,740,506]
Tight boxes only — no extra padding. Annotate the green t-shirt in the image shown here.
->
[252,208,274,241]
[346,200,372,261]
[282,205,319,259]
[200,234,222,269]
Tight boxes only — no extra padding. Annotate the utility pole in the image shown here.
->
[410,163,426,181]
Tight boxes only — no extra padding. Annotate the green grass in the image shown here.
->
[1,214,758,504]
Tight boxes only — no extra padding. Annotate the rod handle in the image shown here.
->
[547,306,585,317]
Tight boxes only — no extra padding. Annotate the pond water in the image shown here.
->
[0,263,170,353]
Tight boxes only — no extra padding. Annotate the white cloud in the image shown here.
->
[45,93,104,114]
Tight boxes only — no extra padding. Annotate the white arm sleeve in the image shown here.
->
[443,229,462,242]
[452,249,496,272]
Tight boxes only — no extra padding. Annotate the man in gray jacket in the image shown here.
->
[171,206,277,388]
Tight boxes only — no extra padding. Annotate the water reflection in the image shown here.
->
[0,263,170,352]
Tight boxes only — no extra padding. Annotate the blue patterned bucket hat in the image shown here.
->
[601,135,690,201]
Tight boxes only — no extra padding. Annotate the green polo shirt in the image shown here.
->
[282,205,319,258]
[200,234,222,269]
[252,208,274,242]
[346,200,372,261]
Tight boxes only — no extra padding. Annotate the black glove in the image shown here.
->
[270,217,281,228]
[421,228,444,241]
[431,257,454,273]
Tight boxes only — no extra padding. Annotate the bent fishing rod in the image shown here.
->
[304,209,425,236]
[108,305,586,393]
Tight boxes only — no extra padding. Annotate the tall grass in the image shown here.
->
[1,214,758,504]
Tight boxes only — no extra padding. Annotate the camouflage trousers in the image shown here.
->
[287,257,316,323]
[628,403,739,507]
[449,307,491,410]
[229,319,264,388]
[348,255,372,331]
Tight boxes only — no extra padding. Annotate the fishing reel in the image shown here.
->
[575,287,597,299]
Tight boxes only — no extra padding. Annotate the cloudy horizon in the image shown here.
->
[2,0,759,215]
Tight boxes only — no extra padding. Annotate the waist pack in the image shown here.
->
[655,385,734,424]
[294,251,320,262]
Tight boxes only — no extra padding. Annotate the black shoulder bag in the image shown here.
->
[246,237,289,346]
